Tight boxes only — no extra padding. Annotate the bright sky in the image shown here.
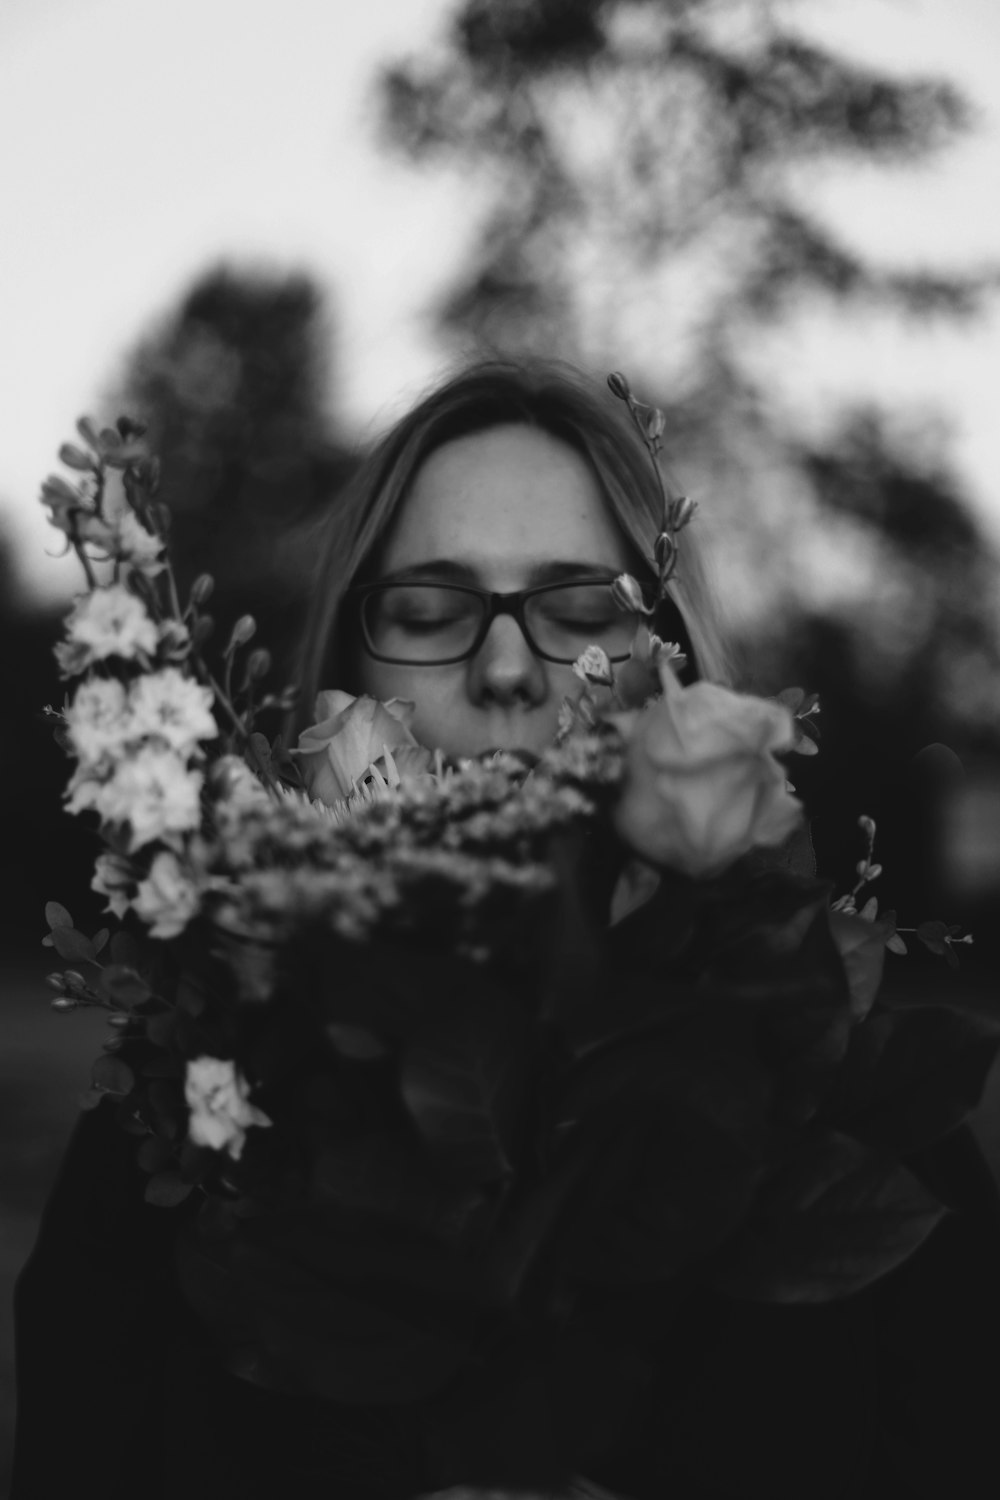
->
[2,0,999,606]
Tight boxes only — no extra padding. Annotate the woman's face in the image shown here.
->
[355,423,635,758]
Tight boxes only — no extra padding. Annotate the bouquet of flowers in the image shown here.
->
[38,392,998,1492]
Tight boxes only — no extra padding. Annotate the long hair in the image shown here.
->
[294,358,735,728]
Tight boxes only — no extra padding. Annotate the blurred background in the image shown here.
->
[3,0,1000,1486]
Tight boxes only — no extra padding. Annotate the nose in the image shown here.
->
[465,613,548,708]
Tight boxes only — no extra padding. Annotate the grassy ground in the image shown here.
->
[2,949,999,1499]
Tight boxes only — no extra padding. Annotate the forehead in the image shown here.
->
[380,423,632,575]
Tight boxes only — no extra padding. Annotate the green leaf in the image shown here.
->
[400,985,528,1185]
[828,909,887,1021]
[50,926,96,963]
[709,1132,947,1302]
[225,1228,475,1403]
[110,929,144,967]
[144,1171,194,1207]
[915,920,950,956]
[146,1008,178,1048]
[91,1055,135,1095]
[45,901,74,930]
[98,964,151,1007]
[175,975,207,1017]
[821,1005,1000,1153]
[92,928,110,955]
[136,1135,176,1174]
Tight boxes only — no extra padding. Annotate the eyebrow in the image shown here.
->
[378,559,620,586]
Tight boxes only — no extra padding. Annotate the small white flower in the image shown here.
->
[91,850,136,919]
[129,668,217,756]
[184,1056,272,1161]
[131,849,202,938]
[572,645,615,687]
[76,744,203,850]
[114,509,165,576]
[64,677,133,765]
[56,584,158,676]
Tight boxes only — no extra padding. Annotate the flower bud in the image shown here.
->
[610,573,651,616]
[189,573,215,607]
[59,442,96,473]
[107,1014,131,1029]
[639,404,666,442]
[607,371,631,401]
[51,997,76,1011]
[667,494,698,531]
[226,615,257,653]
[192,615,215,646]
[45,973,66,991]
[116,416,147,440]
[858,815,876,838]
[653,532,676,571]
[245,648,272,683]
[572,645,614,687]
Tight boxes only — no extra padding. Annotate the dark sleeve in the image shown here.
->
[10,1098,184,1498]
[11,1100,429,1500]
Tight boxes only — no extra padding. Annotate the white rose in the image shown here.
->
[184,1056,272,1161]
[294,690,431,806]
[612,669,802,878]
[132,850,202,938]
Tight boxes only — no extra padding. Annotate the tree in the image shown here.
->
[114,265,356,686]
[378,0,1000,940]
[377,0,999,701]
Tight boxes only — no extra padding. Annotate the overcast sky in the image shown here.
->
[2,0,999,605]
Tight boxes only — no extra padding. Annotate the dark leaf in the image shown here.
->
[45,901,74,930]
[91,1055,135,1095]
[110,930,144,968]
[821,1005,1000,1153]
[312,1134,486,1244]
[92,928,110,955]
[136,1135,176,1174]
[145,1171,194,1207]
[915,920,950,956]
[709,1131,947,1302]
[146,1008,178,1048]
[98,964,151,1007]
[400,983,528,1185]
[50,927,96,964]
[177,1215,479,1404]
[828,909,887,1021]
[175,975,207,1017]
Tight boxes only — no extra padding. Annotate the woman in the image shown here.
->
[13,358,1000,1500]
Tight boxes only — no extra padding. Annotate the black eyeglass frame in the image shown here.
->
[347,575,656,667]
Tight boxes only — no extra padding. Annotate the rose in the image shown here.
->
[294,690,431,806]
[611,668,802,878]
[131,849,202,939]
[184,1056,272,1161]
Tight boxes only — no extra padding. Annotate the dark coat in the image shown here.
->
[12,1097,1000,1499]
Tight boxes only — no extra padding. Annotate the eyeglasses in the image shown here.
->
[347,576,650,666]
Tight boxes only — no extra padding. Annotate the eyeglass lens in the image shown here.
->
[362,582,638,664]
